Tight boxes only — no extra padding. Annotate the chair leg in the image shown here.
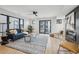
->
[57,45,61,54]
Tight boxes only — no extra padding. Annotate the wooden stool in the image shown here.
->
[57,40,79,54]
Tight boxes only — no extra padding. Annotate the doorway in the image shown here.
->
[39,20,51,34]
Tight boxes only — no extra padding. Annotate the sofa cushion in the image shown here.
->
[16,33,24,36]
[9,29,17,34]
[14,30,17,34]
[16,29,22,33]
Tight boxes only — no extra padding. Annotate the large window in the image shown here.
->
[0,15,7,36]
[9,17,19,29]
[0,14,24,36]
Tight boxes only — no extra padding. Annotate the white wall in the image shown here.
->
[30,16,65,34]
[24,19,30,31]
[53,16,65,33]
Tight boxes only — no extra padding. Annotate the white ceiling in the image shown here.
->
[0,5,77,18]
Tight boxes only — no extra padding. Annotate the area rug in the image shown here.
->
[6,34,49,54]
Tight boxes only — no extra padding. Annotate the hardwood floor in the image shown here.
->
[45,37,61,54]
[0,45,25,54]
[45,35,76,54]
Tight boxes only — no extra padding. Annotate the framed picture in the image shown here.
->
[56,19,62,24]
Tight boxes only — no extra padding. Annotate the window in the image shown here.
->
[9,17,19,29]
[20,19,24,29]
[0,15,7,36]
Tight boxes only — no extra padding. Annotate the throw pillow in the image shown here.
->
[14,30,17,34]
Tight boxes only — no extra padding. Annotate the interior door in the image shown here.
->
[39,20,51,34]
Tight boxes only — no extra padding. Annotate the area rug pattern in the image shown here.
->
[6,34,49,54]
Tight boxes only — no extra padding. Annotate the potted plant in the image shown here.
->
[27,25,33,33]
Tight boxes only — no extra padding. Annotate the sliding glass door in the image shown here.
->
[39,20,51,34]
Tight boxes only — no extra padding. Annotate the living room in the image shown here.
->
[0,5,79,54]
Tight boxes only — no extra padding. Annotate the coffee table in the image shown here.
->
[24,34,31,42]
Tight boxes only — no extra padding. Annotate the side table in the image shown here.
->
[1,36,9,45]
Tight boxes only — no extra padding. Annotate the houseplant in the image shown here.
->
[27,25,33,33]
